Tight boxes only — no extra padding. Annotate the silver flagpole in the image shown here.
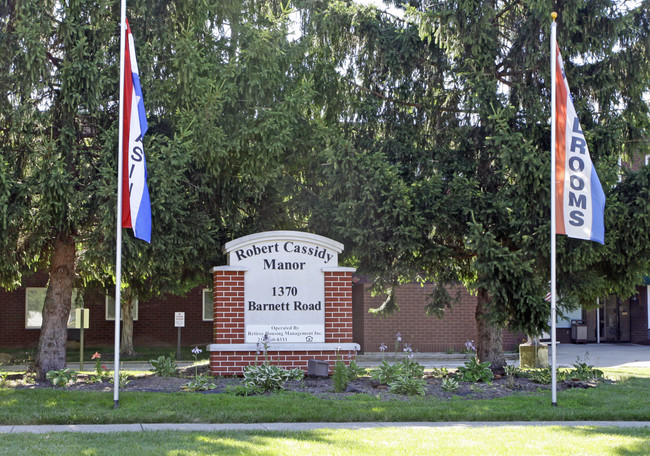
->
[114,0,127,409]
[550,12,558,406]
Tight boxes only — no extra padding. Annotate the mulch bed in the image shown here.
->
[2,364,603,400]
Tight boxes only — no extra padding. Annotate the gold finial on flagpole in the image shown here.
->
[551,12,557,21]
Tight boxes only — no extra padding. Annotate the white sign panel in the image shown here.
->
[224,231,343,343]
[174,312,185,327]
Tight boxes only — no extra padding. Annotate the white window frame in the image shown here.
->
[202,288,213,321]
[105,296,139,321]
[617,156,623,182]
[25,287,83,329]
[647,285,650,331]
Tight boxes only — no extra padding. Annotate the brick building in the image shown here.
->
[2,272,648,352]
[1,272,213,349]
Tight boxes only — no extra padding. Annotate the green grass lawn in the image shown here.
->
[0,368,649,425]
[0,427,648,455]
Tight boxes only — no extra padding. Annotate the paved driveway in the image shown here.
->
[553,343,650,368]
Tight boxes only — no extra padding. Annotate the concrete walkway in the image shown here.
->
[357,343,650,369]
[3,343,649,372]
[1,421,649,434]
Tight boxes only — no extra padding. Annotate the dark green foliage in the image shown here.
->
[455,357,494,384]
[148,355,177,378]
[388,375,428,396]
[296,0,650,364]
[332,359,349,393]
[370,359,426,395]
[45,369,78,388]
[242,364,304,394]
[371,360,403,385]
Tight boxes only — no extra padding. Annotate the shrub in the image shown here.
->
[370,360,403,385]
[441,377,460,392]
[46,368,77,387]
[182,374,217,392]
[570,358,603,381]
[332,359,349,393]
[0,369,8,388]
[242,364,304,394]
[345,360,366,382]
[520,366,567,385]
[430,367,449,378]
[504,364,519,388]
[455,356,494,383]
[149,355,177,377]
[389,375,427,396]
[110,371,131,389]
[399,358,425,379]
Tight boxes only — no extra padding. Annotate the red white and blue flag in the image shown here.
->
[122,18,151,243]
[554,44,605,244]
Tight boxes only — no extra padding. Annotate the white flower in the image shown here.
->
[191,346,202,355]
[379,343,387,352]
[396,332,402,342]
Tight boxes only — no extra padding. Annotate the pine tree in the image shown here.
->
[298,0,650,369]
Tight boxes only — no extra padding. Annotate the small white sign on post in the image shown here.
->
[174,312,185,327]
[74,308,90,329]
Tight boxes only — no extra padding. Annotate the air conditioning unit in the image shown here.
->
[571,320,588,343]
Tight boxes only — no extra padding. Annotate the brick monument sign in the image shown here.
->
[209,231,359,375]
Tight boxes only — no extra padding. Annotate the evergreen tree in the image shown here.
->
[298,0,650,368]
[0,0,318,377]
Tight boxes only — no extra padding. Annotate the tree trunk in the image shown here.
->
[34,233,76,381]
[475,288,506,372]
[120,296,136,357]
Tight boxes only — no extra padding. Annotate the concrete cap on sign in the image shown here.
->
[222,231,344,256]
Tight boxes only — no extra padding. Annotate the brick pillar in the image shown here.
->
[324,269,354,343]
[209,266,359,376]
[212,267,246,344]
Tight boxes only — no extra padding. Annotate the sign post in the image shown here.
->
[174,312,185,361]
[74,308,90,370]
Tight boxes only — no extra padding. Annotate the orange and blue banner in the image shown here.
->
[121,18,151,243]
[554,44,605,244]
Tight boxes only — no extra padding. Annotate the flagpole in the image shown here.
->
[550,11,558,407]
[114,0,127,410]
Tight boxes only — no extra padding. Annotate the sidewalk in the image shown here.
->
[1,360,194,373]
[3,343,649,371]
[1,421,649,434]
[357,343,650,369]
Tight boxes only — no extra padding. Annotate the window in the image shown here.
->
[203,288,213,321]
[25,287,83,329]
[105,296,139,321]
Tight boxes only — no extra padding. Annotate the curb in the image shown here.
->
[1,421,649,434]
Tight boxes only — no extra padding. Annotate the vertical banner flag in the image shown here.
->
[122,18,151,243]
[554,44,605,244]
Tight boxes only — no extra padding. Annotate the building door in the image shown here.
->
[602,296,631,342]
[619,299,631,342]
[603,296,618,342]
